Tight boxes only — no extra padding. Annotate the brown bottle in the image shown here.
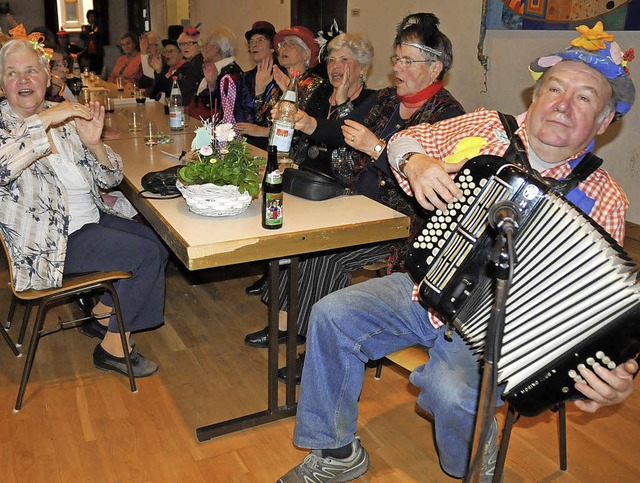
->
[262,145,283,229]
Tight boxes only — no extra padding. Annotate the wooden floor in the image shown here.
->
[1,226,639,482]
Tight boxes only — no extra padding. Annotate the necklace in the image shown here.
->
[327,83,364,119]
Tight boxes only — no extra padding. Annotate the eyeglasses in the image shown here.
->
[249,37,267,46]
[178,41,199,47]
[390,55,434,67]
[278,40,301,50]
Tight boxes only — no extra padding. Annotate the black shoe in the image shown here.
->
[244,325,306,348]
[278,352,305,385]
[93,344,158,377]
[79,316,107,339]
[245,273,268,296]
[75,295,96,318]
[79,317,135,348]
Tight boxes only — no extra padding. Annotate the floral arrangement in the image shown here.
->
[177,119,265,198]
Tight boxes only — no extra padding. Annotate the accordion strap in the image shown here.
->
[497,112,603,196]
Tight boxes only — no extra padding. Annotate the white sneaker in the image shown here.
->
[277,436,370,483]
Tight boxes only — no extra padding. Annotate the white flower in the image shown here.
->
[215,123,237,143]
[199,145,213,156]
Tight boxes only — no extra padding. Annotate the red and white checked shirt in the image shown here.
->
[387,108,629,328]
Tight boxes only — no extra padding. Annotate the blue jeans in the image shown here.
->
[293,272,502,478]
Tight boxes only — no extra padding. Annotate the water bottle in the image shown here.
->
[72,55,81,79]
[262,145,283,229]
[268,70,299,159]
[169,76,184,131]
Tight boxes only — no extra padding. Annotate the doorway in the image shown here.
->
[291,0,347,33]
[127,0,150,34]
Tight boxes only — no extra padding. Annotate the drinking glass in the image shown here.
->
[80,87,90,105]
[105,96,114,113]
[116,76,124,92]
[128,111,141,132]
[135,88,146,104]
[144,122,158,146]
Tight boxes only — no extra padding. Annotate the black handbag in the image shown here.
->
[140,165,182,198]
[282,166,352,201]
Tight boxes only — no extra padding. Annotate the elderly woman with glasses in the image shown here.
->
[0,39,168,377]
[234,24,325,148]
[47,47,76,102]
[245,14,465,384]
[148,39,186,100]
[271,26,324,110]
[175,26,204,106]
[234,21,279,148]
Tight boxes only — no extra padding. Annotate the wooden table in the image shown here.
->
[102,101,192,141]
[104,108,410,441]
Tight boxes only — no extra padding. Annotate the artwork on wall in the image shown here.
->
[476,0,639,86]
[487,0,640,30]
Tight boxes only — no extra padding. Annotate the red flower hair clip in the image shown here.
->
[622,48,635,76]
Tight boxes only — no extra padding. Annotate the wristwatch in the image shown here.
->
[398,152,420,177]
[372,139,386,159]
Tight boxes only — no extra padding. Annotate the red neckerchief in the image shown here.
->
[397,81,443,109]
[166,60,187,78]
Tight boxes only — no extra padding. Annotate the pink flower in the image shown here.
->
[199,145,213,156]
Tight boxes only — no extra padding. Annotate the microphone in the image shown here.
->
[489,200,521,236]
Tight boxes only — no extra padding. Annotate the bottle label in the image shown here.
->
[264,192,283,227]
[266,170,282,183]
[269,120,294,152]
[282,91,296,102]
[169,109,183,130]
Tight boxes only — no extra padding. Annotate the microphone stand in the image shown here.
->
[465,228,517,483]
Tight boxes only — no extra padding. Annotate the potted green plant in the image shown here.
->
[176,121,265,216]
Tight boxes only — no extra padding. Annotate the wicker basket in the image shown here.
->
[176,180,253,216]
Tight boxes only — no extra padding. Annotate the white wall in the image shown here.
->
[189,0,291,71]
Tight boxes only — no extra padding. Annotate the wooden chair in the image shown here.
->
[1,310,20,357]
[1,236,137,412]
[493,402,567,481]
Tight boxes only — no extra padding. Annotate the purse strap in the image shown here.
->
[219,74,237,125]
[497,112,602,196]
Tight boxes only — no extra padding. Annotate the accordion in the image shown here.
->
[407,155,640,416]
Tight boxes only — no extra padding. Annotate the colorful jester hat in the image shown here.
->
[529,21,635,120]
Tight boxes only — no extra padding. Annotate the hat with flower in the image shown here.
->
[183,23,202,38]
[529,21,635,120]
